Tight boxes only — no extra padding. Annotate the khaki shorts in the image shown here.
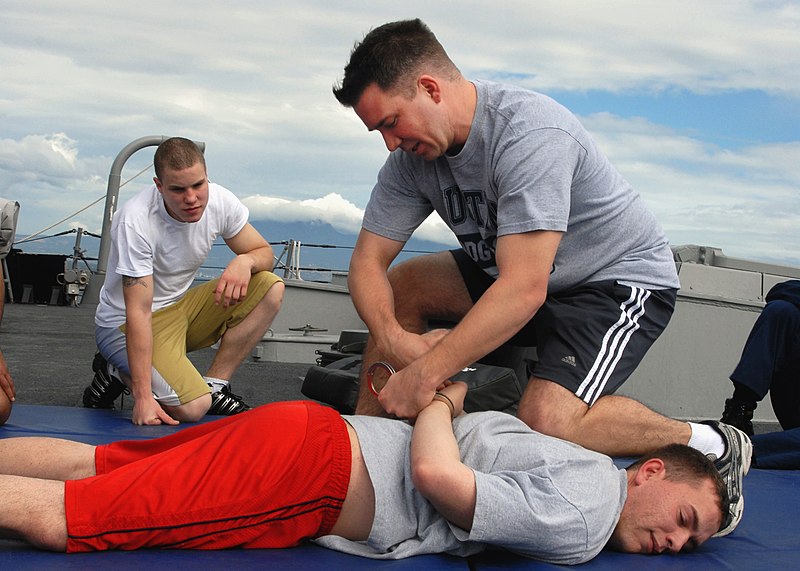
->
[97,271,282,406]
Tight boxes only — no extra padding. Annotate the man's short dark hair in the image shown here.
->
[332,18,460,107]
[627,444,728,531]
[153,137,206,180]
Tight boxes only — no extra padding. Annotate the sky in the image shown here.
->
[1,0,798,267]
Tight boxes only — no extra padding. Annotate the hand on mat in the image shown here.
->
[215,256,253,308]
[0,348,15,403]
[132,395,179,426]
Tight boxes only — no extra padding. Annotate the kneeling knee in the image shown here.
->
[518,403,582,441]
[518,405,550,435]
[168,393,212,422]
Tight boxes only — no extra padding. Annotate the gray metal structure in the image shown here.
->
[620,244,799,427]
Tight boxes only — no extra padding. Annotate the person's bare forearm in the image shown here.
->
[124,310,153,400]
[122,275,155,400]
[410,384,475,530]
[123,279,178,425]
[413,273,543,386]
[349,259,405,349]
[348,230,410,346]
[224,223,275,274]
[234,244,274,273]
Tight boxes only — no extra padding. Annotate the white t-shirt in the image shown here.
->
[94,183,249,328]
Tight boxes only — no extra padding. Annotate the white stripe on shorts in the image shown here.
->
[576,286,651,405]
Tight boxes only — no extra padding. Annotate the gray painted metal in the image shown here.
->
[621,245,798,426]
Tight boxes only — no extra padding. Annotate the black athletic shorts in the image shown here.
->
[451,249,677,406]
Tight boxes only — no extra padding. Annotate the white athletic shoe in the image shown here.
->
[703,420,753,537]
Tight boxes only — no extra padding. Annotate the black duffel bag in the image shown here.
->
[302,356,524,416]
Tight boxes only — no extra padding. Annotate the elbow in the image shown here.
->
[495,274,547,322]
[411,458,448,498]
[347,255,364,289]
[519,288,547,323]
[263,244,275,269]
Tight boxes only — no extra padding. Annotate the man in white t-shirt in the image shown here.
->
[84,137,284,426]
[332,19,750,536]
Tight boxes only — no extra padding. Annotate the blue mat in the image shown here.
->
[1,405,797,570]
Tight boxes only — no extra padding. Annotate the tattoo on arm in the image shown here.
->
[122,276,148,289]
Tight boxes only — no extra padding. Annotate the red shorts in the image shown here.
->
[64,401,351,552]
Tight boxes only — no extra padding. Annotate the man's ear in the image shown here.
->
[419,75,442,103]
[153,177,162,191]
[633,458,666,485]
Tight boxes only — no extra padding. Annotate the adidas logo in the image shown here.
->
[561,355,577,367]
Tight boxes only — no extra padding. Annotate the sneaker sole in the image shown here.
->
[712,423,753,537]
[715,494,744,537]
[741,435,753,476]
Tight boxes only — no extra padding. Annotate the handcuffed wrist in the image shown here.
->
[432,392,455,419]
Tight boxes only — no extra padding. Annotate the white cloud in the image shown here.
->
[0,0,798,267]
[243,192,458,246]
[445,0,800,95]
[582,113,800,265]
[0,134,109,233]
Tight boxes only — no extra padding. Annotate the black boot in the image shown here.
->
[82,352,127,409]
[207,384,251,415]
[720,398,755,437]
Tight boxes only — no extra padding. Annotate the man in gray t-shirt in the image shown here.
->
[0,383,725,564]
[333,19,751,537]
[317,381,725,563]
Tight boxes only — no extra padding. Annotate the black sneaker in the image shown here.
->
[702,420,753,537]
[720,398,755,437]
[207,384,251,415]
[82,352,127,409]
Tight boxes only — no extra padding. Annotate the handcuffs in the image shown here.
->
[367,360,456,418]
[366,361,396,397]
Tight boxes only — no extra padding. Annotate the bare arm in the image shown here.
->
[410,382,475,530]
[218,223,274,307]
[0,259,11,406]
[379,230,562,418]
[348,229,435,367]
[122,275,177,426]
[0,349,12,424]
[0,348,13,405]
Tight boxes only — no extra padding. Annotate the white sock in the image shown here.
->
[687,422,725,458]
[205,377,229,393]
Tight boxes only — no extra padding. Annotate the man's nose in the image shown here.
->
[666,530,691,553]
[381,132,401,151]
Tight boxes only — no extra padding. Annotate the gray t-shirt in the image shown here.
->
[314,412,626,565]
[362,80,679,292]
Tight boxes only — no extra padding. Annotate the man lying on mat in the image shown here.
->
[0,382,725,565]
